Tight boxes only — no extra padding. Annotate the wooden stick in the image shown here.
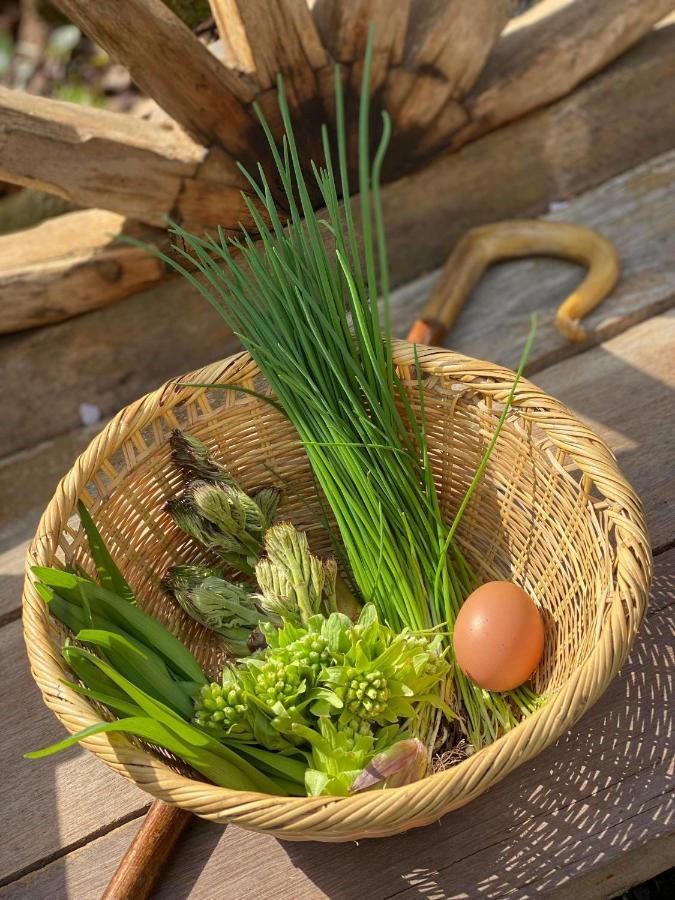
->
[312,0,411,93]
[208,0,258,92]
[453,0,675,151]
[101,802,192,900]
[52,0,258,159]
[216,0,327,95]
[384,0,509,141]
[213,0,328,160]
[0,210,167,334]
[0,87,203,225]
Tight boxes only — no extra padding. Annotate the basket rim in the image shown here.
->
[21,341,652,839]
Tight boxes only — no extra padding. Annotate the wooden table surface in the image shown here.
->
[0,152,673,899]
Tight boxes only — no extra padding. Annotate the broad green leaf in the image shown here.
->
[25,716,278,792]
[65,647,282,794]
[76,629,194,719]
[64,643,129,700]
[77,582,206,685]
[237,744,307,784]
[77,502,135,603]
[63,681,144,718]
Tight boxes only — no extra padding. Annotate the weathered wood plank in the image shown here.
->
[453,0,675,152]
[3,20,675,458]
[312,0,411,94]
[3,1,671,238]
[0,87,203,225]
[402,0,509,92]
[379,23,675,287]
[0,271,241,459]
[53,0,259,160]
[223,0,327,95]
[0,211,166,333]
[0,424,103,538]
[0,619,149,885]
[208,0,258,90]
[388,150,675,371]
[4,549,672,897]
[216,0,329,161]
[0,537,29,626]
[534,312,675,553]
[384,0,509,154]
[0,423,105,620]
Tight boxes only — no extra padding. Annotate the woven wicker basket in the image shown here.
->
[22,342,651,841]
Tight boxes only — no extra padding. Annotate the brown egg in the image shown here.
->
[453,581,544,692]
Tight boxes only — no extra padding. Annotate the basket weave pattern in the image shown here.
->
[22,343,651,841]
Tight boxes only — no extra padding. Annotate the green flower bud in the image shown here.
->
[282,633,333,678]
[252,658,305,707]
[193,680,250,737]
[343,667,390,719]
[340,718,372,741]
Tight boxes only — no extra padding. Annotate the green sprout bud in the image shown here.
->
[164,566,270,657]
[283,633,333,678]
[190,480,264,556]
[165,497,213,546]
[340,718,372,742]
[255,524,337,625]
[170,430,236,485]
[351,738,428,792]
[251,487,282,530]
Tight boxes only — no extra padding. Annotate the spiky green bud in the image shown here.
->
[283,633,333,678]
[190,480,263,557]
[255,524,336,625]
[165,497,212,545]
[163,564,224,592]
[339,718,373,743]
[164,566,269,657]
[252,486,282,530]
[170,430,236,485]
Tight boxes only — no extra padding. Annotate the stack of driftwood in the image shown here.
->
[0,0,673,337]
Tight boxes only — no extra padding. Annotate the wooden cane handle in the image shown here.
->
[406,317,449,346]
[102,801,193,900]
[411,220,619,347]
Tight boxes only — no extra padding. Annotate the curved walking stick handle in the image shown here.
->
[102,801,193,900]
[407,220,619,346]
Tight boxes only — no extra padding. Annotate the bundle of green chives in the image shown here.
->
[152,29,538,750]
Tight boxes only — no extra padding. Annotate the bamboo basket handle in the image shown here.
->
[102,802,192,899]
[407,220,619,346]
[102,218,618,894]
